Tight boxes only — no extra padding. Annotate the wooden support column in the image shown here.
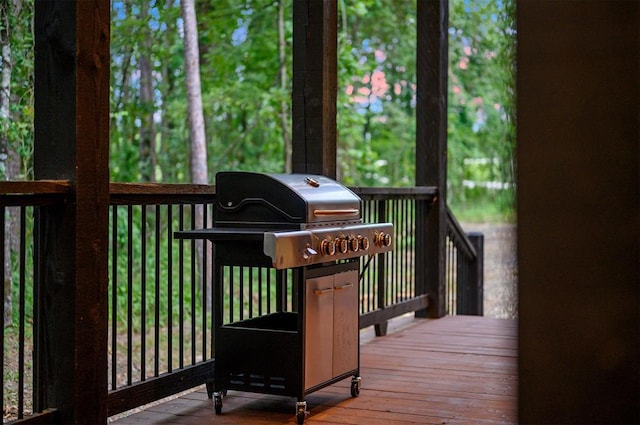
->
[415,0,448,318]
[416,0,449,317]
[292,0,338,178]
[517,1,639,423]
[33,1,110,423]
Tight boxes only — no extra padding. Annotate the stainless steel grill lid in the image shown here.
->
[176,171,393,269]
[215,172,362,228]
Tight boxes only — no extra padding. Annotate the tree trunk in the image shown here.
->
[0,0,22,328]
[139,1,157,182]
[278,0,292,173]
[0,0,13,327]
[181,0,211,308]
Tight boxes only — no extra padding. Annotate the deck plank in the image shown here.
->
[110,316,517,425]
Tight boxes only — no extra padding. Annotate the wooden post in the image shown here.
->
[292,0,337,178]
[415,0,448,318]
[456,232,484,316]
[33,1,110,423]
[517,1,639,423]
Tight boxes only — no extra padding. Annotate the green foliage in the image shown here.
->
[107,0,516,219]
[334,0,515,221]
[110,0,291,182]
[447,0,516,218]
[337,0,417,186]
[1,0,34,180]
[4,0,515,214]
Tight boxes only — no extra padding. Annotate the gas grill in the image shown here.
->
[175,171,393,424]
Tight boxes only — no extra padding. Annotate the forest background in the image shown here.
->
[1,0,515,221]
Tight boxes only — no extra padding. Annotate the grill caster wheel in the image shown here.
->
[296,401,307,424]
[350,376,361,397]
[213,392,223,415]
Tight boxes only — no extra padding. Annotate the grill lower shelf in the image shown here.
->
[225,311,297,332]
[217,312,302,397]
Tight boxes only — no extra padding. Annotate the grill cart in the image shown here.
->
[176,172,393,424]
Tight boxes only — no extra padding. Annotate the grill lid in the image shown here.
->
[215,172,361,228]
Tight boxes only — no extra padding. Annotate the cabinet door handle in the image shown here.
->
[313,287,334,295]
[334,283,354,290]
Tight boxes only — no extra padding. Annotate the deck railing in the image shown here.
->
[446,207,484,315]
[0,182,482,422]
[0,181,72,423]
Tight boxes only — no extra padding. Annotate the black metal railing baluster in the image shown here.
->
[229,266,235,323]
[238,266,242,318]
[167,205,173,373]
[18,207,26,419]
[398,199,404,301]
[127,205,133,385]
[202,203,208,361]
[155,206,161,376]
[179,205,185,369]
[257,267,263,316]
[249,267,254,318]
[266,268,272,314]
[1,207,5,409]
[392,200,399,303]
[140,205,146,381]
[110,205,118,390]
[190,205,196,365]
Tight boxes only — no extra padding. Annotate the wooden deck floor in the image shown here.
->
[110,315,517,425]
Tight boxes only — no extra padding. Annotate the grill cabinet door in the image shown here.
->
[304,275,334,389]
[332,270,359,377]
[304,270,359,391]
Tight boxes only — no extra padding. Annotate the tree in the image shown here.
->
[1,0,33,326]
[181,0,211,307]
[0,0,13,327]
[181,0,208,187]
[278,0,292,172]
[138,0,158,182]
[106,0,515,217]
[447,0,516,216]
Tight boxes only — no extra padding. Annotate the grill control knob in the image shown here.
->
[320,238,336,256]
[336,237,349,254]
[302,246,318,260]
[358,235,370,251]
[374,232,392,247]
[348,236,360,252]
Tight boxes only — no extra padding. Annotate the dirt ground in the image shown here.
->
[462,222,518,319]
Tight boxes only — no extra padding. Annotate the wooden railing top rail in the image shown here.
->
[446,206,477,259]
[0,181,439,206]
[350,185,438,201]
[109,182,439,204]
[0,180,72,206]
[109,182,216,195]
[0,180,72,194]
[109,182,217,205]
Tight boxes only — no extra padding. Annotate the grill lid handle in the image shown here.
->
[313,208,359,217]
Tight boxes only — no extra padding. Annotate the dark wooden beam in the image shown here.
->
[517,1,639,423]
[292,0,338,178]
[33,1,110,423]
[415,0,448,318]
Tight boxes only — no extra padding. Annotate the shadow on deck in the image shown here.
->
[110,315,517,425]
